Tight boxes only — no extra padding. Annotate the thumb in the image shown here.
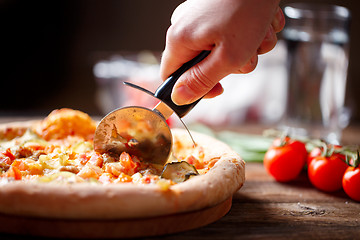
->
[171,64,217,105]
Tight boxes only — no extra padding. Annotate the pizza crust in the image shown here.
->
[0,122,245,220]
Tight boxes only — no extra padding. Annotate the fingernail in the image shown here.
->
[172,84,196,105]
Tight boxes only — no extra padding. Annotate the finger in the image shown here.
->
[203,83,224,99]
[160,22,210,81]
[238,54,258,74]
[257,25,277,55]
[170,1,187,24]
[272,7,285,33]
[171,47,245,105]
[160,44,201,81]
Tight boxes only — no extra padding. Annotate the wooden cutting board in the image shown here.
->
[0,197,232,239]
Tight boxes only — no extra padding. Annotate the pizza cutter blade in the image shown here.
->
[94,51,210,165]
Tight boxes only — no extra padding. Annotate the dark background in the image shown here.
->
[1,0,360,125]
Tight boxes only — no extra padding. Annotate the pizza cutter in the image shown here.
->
[94,51,210,165]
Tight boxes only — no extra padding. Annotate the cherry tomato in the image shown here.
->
[342,166,360,201]
[308,147,322,166]
[307,145,342,167]
[308,154,348,192]
[264,137,307,182]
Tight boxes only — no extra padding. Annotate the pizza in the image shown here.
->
[0,108,245,222]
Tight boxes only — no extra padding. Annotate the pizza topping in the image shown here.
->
[70,141,93,153]
[39,154,65,170]
[0,109,213,187]
[37,171,85,184]
[161,161,199,183]
[11,158,43,176]
[12,146,38,159]
[156,178,173,191]
[0,149,16,171]
[59,165,80,174]
[33,108,96,141]
[102,152,117,164]
[77,163,103,180]
[88,152,104,167]
[1,148,15,162]
[104,162,127,177]
[0,129,47,151]
[0,162,10,172]
[4,166,22,180]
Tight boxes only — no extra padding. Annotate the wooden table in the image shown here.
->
[1,119,359,239]
[154,162,360,240]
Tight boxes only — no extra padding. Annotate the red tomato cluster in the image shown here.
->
[263,137,360,202]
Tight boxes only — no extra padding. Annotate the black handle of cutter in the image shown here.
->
[154,50,210,118]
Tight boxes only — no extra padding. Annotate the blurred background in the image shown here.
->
[1,0,359,127]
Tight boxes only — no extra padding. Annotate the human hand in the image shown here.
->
[160,0,285,105]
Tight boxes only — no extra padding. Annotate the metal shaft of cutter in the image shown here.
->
[153,101,174,120]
